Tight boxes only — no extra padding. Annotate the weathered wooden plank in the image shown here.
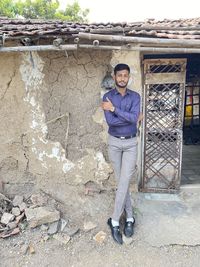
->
[129,26,200,31]
[1,44,200,53]
[78,32,200,47]
[145,72,186,84]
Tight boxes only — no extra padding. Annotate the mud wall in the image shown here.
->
[0,49,142,194]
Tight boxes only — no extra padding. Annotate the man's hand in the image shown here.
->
[138,113,143,122]
[101,97,114,111]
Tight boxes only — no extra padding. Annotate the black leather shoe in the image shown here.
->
[124,218,135,237]
[107,218,123,245]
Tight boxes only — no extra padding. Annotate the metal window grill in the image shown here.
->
[142,59,187,193]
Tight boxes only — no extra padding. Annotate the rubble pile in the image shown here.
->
[0,191,79,245]
[0,188,110,257]
[0,193,26,238]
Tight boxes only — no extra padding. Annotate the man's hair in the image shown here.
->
[114,63,130,75]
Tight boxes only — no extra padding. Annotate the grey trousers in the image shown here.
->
[108,134,138,221]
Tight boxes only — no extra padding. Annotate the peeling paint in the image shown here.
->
[41,125,48,135]
[65,149,112,185]
[63,162,74,173]
[38,152,45,161]
[31,147,37,153]
[52,146,60,161]
[95,151,106,168]
[30,96,36,107]
[31,120,39,129]
[38,136,48,144]
[20,52,74,173]
[41,161,47,169]
[32,138,36,144]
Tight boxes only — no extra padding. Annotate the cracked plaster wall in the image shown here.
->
[0,49,142,191]
[0,53,31,184]
[41,50,112,161]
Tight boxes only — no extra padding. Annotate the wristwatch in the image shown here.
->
[110,106,115,112]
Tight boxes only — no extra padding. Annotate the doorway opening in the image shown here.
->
[142,53,200,191]
[182,54,200,185]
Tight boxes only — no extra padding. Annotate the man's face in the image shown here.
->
[114,69,130,89]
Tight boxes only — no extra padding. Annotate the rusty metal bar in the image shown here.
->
[142,58,186,193]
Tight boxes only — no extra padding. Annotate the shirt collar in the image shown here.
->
[114,88,130,95]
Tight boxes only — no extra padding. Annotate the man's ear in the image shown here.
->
[112,74,115,80]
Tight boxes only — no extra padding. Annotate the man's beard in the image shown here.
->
[115,81,128,88]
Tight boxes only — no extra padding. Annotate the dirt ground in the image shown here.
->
[1,185,200,267]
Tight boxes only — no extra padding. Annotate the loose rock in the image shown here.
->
[28,243,35,254]
[30,193,48,207]
[12,207,21,216]
[53,233,71,245]
[40,224,49,231]
[0,193,12,203]
[19,202,27,212]
[25,207,60,228]
[43,235,50,242]
[63,226,79,237]
[15,212,25,224]
[12,195,23,207]
[1,212,15,225]
[48,221,59,235]
[83,221,97,232]
[20,244,29,255]
[123,235,134,245]
[93,231,106,244]
[7,221,17,230]
[59,218,68,232]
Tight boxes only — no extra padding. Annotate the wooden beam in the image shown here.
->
[1,44,200,53]
[0,44,78,52]
[78,32,200,47]
[129,26,200,31]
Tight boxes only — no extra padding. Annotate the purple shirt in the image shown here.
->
[103,88,140,137]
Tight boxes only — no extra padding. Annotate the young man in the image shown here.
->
[101,63,140,245]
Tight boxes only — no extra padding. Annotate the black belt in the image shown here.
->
[114,134,136,140]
